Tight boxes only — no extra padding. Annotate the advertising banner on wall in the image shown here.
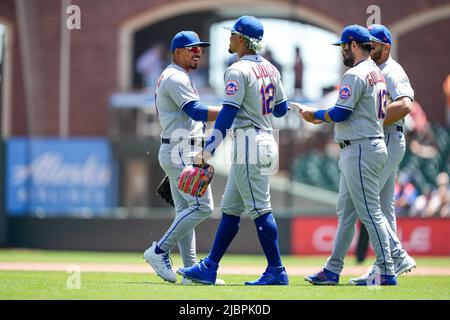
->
[291,217,450,256]
[6,138,117,216]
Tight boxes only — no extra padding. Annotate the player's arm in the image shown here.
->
[273,76,288,118]
[272,100,288,118]
[314,105,352,123]
[207,106,223,121]
[383,96,413,126]
[193,104,239,165]
[383,70,414,126]
[182,101,222,122]
[194,68,243,164]
[305,73,361,123]
[203,104,239,153]
[296,103,352,123]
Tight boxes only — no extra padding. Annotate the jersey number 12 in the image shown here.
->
[260,83,275,115]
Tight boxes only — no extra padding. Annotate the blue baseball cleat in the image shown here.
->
[177,257,218,285]
[353,273,398,286]
[245,266,289,285]
[305,268,340,285]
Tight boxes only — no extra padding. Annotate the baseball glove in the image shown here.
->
[156,175,174,207]
[177,164,214,197]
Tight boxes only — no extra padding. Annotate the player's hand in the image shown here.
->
[306,118,324,124]
[288,102,305,112]
[299,105,322,124]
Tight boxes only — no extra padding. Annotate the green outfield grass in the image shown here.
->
[0,249,449,300]
[1,249,450,267]
[1,271,450,300]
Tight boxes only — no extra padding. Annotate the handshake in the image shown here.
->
[289,102,324,125]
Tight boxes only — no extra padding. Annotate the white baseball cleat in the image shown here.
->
[395,255,417,276]
[349,255,417,285]
[348,271,371,285]
[181,276,225,286]
[143,242,177,283]
[181,276,193,285]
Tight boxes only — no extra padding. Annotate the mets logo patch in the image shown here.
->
[339,85,352,99]
[225,80,239,95]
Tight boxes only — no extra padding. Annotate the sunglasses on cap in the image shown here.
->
[184,46,202,54]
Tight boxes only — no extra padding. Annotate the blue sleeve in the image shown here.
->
[182,100,208,122]
[272,100,288,118]
[314,105,352,122]
[203,104,239,154]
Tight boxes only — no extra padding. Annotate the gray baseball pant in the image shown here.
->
[325,138,395,276]
[156,143,214,267]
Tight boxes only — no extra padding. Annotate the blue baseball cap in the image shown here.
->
[223,16,264,41]
[368,24,392,44]
[332,24,375,46]
[170,31,210,52]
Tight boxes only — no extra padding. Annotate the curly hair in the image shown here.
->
[244,36,264,52]
[234,31,264,52]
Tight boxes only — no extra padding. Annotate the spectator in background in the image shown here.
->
[319,85,339,108]
[294,46,304,97]
[426,172,450,218]
[136,42,167,88]
[443,74,450,127]
[263,48,282,75]
[394,172,418,217]
[410,185,433,217]
[405,101,438,158]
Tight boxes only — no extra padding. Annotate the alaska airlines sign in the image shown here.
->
[6,138,116,216]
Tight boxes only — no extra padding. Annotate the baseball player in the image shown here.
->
[298,25,397,285]
[177,16,290,285]
[143,31,224,285]
[349,24,416,284]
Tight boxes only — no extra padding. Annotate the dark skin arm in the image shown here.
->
[207,106,222,121]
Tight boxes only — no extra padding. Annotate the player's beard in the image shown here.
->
[189,56,201,70]
[228,41,236,54]
[343,49,355,67]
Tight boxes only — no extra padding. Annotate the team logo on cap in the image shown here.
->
[339,85,352,99]
[225,80,239,95]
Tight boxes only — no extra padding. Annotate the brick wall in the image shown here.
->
[399,18,450,123]
[1,0,449,136]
